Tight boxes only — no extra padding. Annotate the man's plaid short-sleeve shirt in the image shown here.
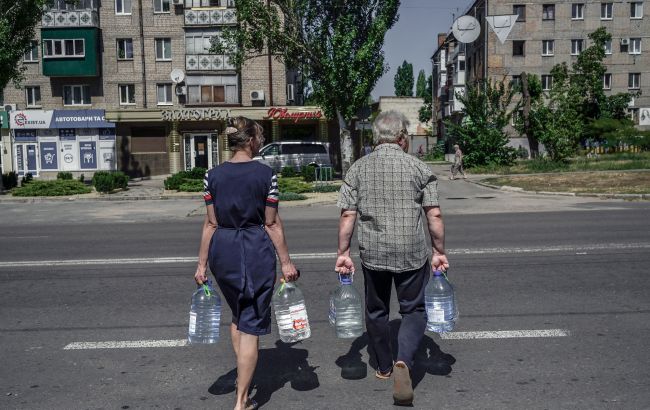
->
[337,144,439,272]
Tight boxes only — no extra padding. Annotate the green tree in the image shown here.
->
[415,69,427,98]
[212,0,399,175]
[394,60,414,96]
[418,74,432,123]
[445,80,518,167]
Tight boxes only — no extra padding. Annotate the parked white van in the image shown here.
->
[254,141,332,173]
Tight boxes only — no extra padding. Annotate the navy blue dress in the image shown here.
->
[203,161,280,336]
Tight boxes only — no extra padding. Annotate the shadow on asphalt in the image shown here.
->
[335,320,456,389]
[208,340,320,408]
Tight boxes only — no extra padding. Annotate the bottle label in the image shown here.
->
[188,312,197,334]
[427,307,445,323]
[290,303,309,331]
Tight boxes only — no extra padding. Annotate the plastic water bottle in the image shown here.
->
[328,289,336,327]
[425,270,458,333]
[272,280,311,343]
[333,273,364,339]
[188,280,221,344]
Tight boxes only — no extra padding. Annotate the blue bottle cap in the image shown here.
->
[339,274,353,285]
[433,270,443,276]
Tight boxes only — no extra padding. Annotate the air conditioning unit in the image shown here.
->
[620,38,630,46]
[175,85,186,96]
[4,104,17,112]
[250,90,265,101]
[172,0,183,6]
[286,84,295,102]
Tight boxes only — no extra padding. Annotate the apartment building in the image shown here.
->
[2,0,331,178]
[432,0,650,152]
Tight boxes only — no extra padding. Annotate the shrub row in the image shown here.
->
[164,167,207,191]
[2,172,18,190]
[12,180,91,197]
[92,171,129,193]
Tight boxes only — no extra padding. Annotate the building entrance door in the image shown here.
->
[15,143,39,176]
[194,135,208,169]
[61,141,79,171]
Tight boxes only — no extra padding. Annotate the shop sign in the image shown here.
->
[80,141,97,169]
[162,108,231,122]
[0,111,8,129]
[40,142,58,170]
[265,107,323,123]
[10,110,54,129]
[52,109,116,129]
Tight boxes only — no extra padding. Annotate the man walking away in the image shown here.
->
[450,144,466,180]
[335,110,450,406]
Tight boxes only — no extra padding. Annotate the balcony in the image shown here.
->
[186,54,236,71]
[42,10,99,28]
[184,8,237,26]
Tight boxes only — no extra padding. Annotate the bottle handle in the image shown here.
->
[336,270,354,283]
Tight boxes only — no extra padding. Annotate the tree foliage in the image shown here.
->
[418,74,432,123]
[0,0,48,90]
[445,80,518,167]
[393,60,413,96]
[415,69,427,98]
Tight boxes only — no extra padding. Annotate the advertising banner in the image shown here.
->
[80,141,97,169]
[640,108,650,126]
[16,145,24,174]
[52,109,115,129]
[40,142,58,170]
[10,110,54,129]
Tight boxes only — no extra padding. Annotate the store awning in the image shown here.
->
[51,109,115,128]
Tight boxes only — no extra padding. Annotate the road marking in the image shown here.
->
[2,243,648,268]
[63,329,570,350]
[439,329,570,340]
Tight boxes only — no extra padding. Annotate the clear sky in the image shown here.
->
[371,0,474,100]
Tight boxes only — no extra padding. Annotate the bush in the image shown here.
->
[178,180,204,192]
[164,167,206,190]
[186,167,207,179]
[78,174,85,183]
[312,183,341,193]
[164,173,187,190]
[280,192,307,201]
[12,180,91,197]
[57,172,73,180]
[2,172,18,190]
[92,171,129,193]
[278,177,312,194]
[301,165,317,182]
[21,173,33,185]
[281,166,297,178]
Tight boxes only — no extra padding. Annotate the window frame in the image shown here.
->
[63,84,91,106]
[155,38,172,61]
[156,83,173,105]
[571,39,584,56]
[542,4,555,20]
[629,38,642,54]
[43,39,85,59]
[630,2,643,19]
[513,4,526,22]
[116,38,134,60]
[115,0,132,15]
[542,40,555,56]
[25,86,42,107]
[153,0,171,13]
[604,39,612,55]
[541,75,553,91]
[119,84,136,105]
[601,2,613,20]
[512,40,526,56]
[602,73,612,90]
[628,73,641,90]
[24,41,39,63]
[571,3,585,20]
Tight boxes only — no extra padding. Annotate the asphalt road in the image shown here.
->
[1,190,649,409]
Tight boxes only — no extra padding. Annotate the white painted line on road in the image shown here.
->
[439,329,570,340]
[2,243,648,268]
[64,339,188,350]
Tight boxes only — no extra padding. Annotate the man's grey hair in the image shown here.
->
[371,110,410,145]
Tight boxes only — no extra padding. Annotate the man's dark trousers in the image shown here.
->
[362,261,430,372]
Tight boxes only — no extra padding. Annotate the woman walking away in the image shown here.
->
[449,144,466,180]
[194,116,299,410]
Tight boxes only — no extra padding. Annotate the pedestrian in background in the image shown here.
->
[450,144,466,180]
[335,110,450,406]
[195,116,299,410]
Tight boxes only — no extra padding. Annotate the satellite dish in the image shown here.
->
[170,68,185,83]
[452,15,481,43]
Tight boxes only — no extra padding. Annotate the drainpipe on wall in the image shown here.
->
[267,0,273,106]
[138,0,148,108]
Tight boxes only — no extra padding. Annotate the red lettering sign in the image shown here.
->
[265,107,323,123]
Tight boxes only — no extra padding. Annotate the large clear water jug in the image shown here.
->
[425,270,458,333]
[272,280,311,343]
[333,273,364,339]
[188,280,221,344]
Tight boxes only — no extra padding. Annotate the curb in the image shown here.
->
[470,180,648,200]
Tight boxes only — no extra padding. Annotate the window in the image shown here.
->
[631,2,643,18]
[63,85,90,106]
[458,60,466,71]
[119,84,136,104]
[25,86,41,107]
[603,74,612,90]
[153,0,170,13]
[115,0,132,14]
[572,3,585,19]
[542,75,553,91]
[510,75,522,89]
[260,144,279,156]
[542,40,554,56]
[155,38,172,61]
[43,39,85,58]
[157,84,173,105]
[601,3,613,19]
[571,39,584,55]
[542,4,555,20]
[630,38,642,54]
[628,73,640,89]
[117,38,133,60]
[513,5,526,21]
[185,0,224,7]
[49,0,97,9]
[604,39,612,55]
[188,85,226,104]
[511,109,524,126]
[185,30,219,54]
[24,41,38,62]
[513,40,525,56]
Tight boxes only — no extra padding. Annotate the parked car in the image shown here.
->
[253,141,332,173]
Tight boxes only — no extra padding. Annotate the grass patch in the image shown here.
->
[12,180,92,197]
[279,192,308,201]
[483,171,650,194]
[469,152,650,175]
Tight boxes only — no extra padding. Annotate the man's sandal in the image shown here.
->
[375,368,393,380]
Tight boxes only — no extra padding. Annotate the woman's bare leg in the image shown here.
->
[234,333,259,410]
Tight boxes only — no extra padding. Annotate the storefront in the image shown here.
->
[9,109,116,178]
[0,111,9,175]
